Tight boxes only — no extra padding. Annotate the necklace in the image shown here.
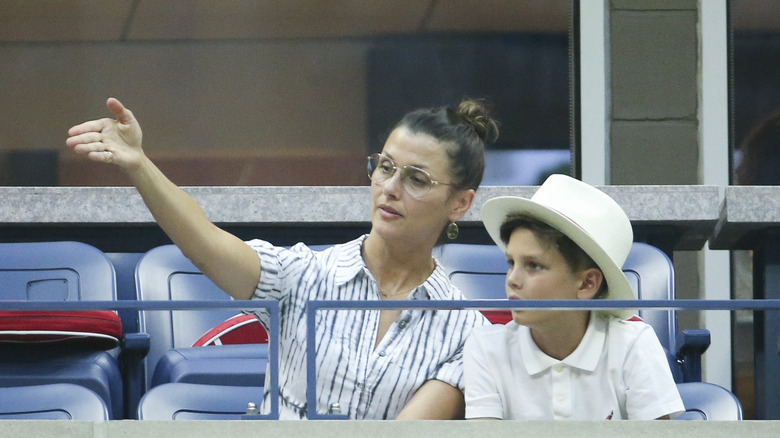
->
[377,285,415,299]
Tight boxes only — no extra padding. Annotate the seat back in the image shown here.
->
[137,382,263,420]
[622,242,677,352]
[0,241,117,302]
[0,241,122,419]
[0,383,109,420]
[136,245,241,389]
[434,243,506,299]
[674,382,743,420]
[136,243,333,390]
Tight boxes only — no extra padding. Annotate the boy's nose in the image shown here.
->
[506,268,522,292]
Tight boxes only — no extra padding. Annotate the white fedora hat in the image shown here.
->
[481,174,635,319]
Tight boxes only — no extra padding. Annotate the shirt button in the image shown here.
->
[378,351,386,357]
[557,396,566,404]
[357,383,365,391]
[398,320,407,329]
[553,364,564,373]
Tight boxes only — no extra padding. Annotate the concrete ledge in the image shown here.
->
[1,419,778,438]
[710,186,780,249]
[0,185,719,250]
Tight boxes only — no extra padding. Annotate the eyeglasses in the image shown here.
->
[367,153,451,199]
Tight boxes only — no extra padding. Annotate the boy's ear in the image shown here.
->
[577,268,604,300]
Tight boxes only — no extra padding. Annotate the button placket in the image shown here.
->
[551,363,572,419]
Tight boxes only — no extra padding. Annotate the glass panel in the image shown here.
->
[0,1,575,187]
[731,1,780,186]
[729,0,780,420]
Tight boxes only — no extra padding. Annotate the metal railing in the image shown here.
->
[4,298,780,420]
[1,299,280,420]
[304,298,780,419]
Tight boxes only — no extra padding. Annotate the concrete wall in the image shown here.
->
[0,40,370,186]
[608,0,703,337]
[0,419,776,438]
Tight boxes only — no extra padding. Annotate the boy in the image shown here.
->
[464,174,684,420]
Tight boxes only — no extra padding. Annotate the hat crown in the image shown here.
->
[480,174,636,318]
[529,175,632,268]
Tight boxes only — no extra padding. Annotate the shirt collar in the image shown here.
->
[333,235,369,286]
[332,235,449,301]
[518,313,607,375]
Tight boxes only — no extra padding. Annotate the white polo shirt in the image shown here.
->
[248,235,488,419]
[465,314,685,420]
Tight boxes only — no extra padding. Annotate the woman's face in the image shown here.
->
[369,126,472,246]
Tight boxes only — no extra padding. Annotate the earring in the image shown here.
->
[446,222,459,240]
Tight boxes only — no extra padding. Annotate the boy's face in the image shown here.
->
[504,228,593,328]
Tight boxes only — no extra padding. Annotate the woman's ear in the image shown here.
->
[449,189,475,223]
[577,268,604,300]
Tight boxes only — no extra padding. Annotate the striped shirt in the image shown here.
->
[247,235,488,419]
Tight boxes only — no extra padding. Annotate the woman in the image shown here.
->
[66,97,499,419]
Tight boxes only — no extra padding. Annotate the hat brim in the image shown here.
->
[481,196,635,319]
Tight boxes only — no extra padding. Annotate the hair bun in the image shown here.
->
[457,99,500,144]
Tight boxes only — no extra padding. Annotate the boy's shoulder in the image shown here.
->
[605,315,653,332]
[601,315,658,346]
[472,320,522,339]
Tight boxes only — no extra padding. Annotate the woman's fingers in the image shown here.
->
[66,98,144,168]
[66,119,109,140]
[106,97,133,125]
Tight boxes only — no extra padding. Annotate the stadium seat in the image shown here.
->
[152,343,268,388]
[133,245,264,407]
[674,382,743,420]
[0,383,109,420]
[137,383,263,420]
[135,243,334,403]
[436,242,711,382]
[0,241,127,419]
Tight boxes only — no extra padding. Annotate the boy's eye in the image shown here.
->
[526,262,544,271]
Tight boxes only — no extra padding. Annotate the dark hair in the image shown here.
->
[394,99,500,192]
[499,214,608,298]
[736,108,780,185]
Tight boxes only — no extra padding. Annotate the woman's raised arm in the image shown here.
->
[66,98,260,300]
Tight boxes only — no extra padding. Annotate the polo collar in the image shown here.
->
[519,314,607,375]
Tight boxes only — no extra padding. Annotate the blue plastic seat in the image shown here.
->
[152,343,268,388]
[137,383,263,420]
[436,241,711,383]
[0,241,125,419]
[0,382,109,420]
[674,382,743,420]
[135,243,333,402]
[135,245,271,392]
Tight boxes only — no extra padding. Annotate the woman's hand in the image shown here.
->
[66,97,144,170]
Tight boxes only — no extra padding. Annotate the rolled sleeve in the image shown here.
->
[431,346,465,390]
[623,324,686,420]
[246,239,285,300]
[464,331,505,419]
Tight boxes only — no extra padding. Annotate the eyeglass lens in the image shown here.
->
[367,155,435,197]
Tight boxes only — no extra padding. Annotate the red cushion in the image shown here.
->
[193,313,269,346]
[0,310,122,349]
[480,309,513,325]
[195,310,515,346]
